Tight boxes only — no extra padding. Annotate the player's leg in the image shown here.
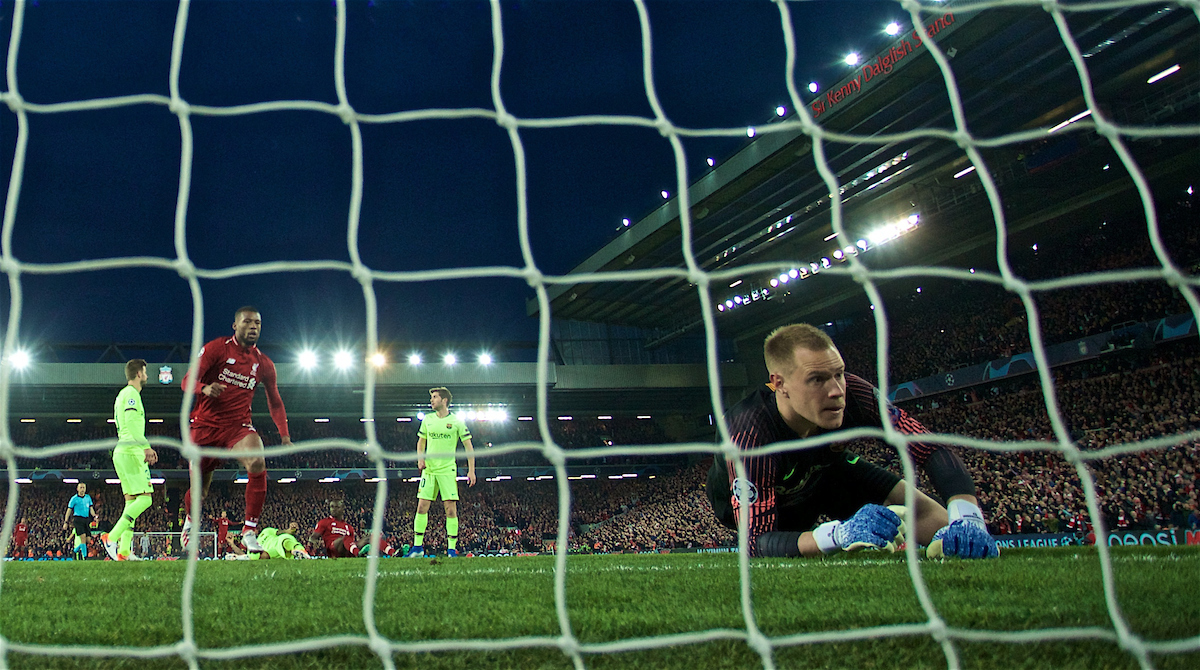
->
[441,474,461,557]
[109,449,156,560]
[409,475,437,557]
[73,519,91,559]
[182,423,223,552]
[231,431,267,551]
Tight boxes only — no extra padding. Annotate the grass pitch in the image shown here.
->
[1,546,1197,669]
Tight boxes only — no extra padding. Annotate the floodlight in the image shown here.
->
[478,353,493,365]
[10,350,30,370]
[660,190,670,199]
[746,127,756,138]
[1147,64,1179,84]
[706,157,715,167]
[885,22,901,36]
[408,353,422,365]
[333,350,354,370]
[443,353,457,365]
[775,105,786,117]
[844,53,859,66]
[416,412,425,421]
[370,352,387,368]
[298,350,318,369]
[808,82,818,93]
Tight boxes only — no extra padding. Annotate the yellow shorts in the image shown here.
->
[416,470,459,501]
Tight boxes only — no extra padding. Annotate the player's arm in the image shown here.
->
[63,504,72,530]
[846,374,997,558]
[182,343,226,397]
[463,436,476,487]
[121,398,158,465]
[416,436,426,472]
[307,519,327,553]
[226,535,246,556]
[260,357,291,445]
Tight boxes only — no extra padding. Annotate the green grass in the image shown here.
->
[1,546,1197,669]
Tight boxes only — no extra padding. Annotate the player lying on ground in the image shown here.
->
[708,324,999,559]
[180,307,292,554]
[225,523,310,560]
[308,500,398,558]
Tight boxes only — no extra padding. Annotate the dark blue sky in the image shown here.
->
[0,0,904,358]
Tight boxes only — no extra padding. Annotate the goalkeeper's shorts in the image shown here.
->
[708,452,899,532]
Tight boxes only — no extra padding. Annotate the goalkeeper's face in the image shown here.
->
[774,346,847,431]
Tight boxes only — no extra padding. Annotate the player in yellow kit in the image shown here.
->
[103,359,159,561]
[407,387,475,558]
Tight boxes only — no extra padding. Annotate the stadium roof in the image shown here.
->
[529,4,1199,348]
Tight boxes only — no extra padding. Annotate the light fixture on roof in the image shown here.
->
[775,105,786,117]
[408,353,422,365]
[706,157,715,167]
[953,166,976,179]
[1048,109,1091,134]
[333,350,354,370]
[443,353,457,365]
[746,127,756,138]
[808,82,818,93]
[478,352,493,365]
[1146,64,1180,84]
[717,304,725,312]
[298,350,318,369]
[844,53,860,66]
[885,22,901,36]
[729,279,742,288]
[10,350,30,370]
[370,352,387,368]
[622,218,630,226]
[660,190,670,199]
[770,278,779,287]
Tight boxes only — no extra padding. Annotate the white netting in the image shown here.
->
[0,0,1196,668]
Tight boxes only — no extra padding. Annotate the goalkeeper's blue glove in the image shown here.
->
[814,504,904,554]
[926,519,999,559]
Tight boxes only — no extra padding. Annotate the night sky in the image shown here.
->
[0,0,907,361]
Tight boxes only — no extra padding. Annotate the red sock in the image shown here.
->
[183,488,193,519]
[348,543,360,557]
[244,471,267,527]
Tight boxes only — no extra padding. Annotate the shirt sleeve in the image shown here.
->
[260,357,289,439]
[845,374,977,500]
[181,343,221,394]
[726,415,780,558]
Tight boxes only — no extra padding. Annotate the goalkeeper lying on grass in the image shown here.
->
[225,522,311,560]
[708,324,999,559]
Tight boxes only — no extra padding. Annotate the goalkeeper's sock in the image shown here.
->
[446,517,458,551]
[948,499,987,529]
[413,513,428,548]
[111,496,154,557]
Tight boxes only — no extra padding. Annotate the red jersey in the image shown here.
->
[182,336,289,438]
[313,517,356,551]
[13,522,28,544]
[216,517,230,541]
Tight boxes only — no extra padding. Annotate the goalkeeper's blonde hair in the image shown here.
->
[764,324,836,377]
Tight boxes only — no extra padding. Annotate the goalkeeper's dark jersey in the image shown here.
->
[711,373,954,556]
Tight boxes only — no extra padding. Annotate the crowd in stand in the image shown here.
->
[836,202,1200,384]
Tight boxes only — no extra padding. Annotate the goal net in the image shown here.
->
[0,0,1197,668]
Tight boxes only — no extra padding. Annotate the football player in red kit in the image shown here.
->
[308,500,397,558]
[180,307,291,554]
